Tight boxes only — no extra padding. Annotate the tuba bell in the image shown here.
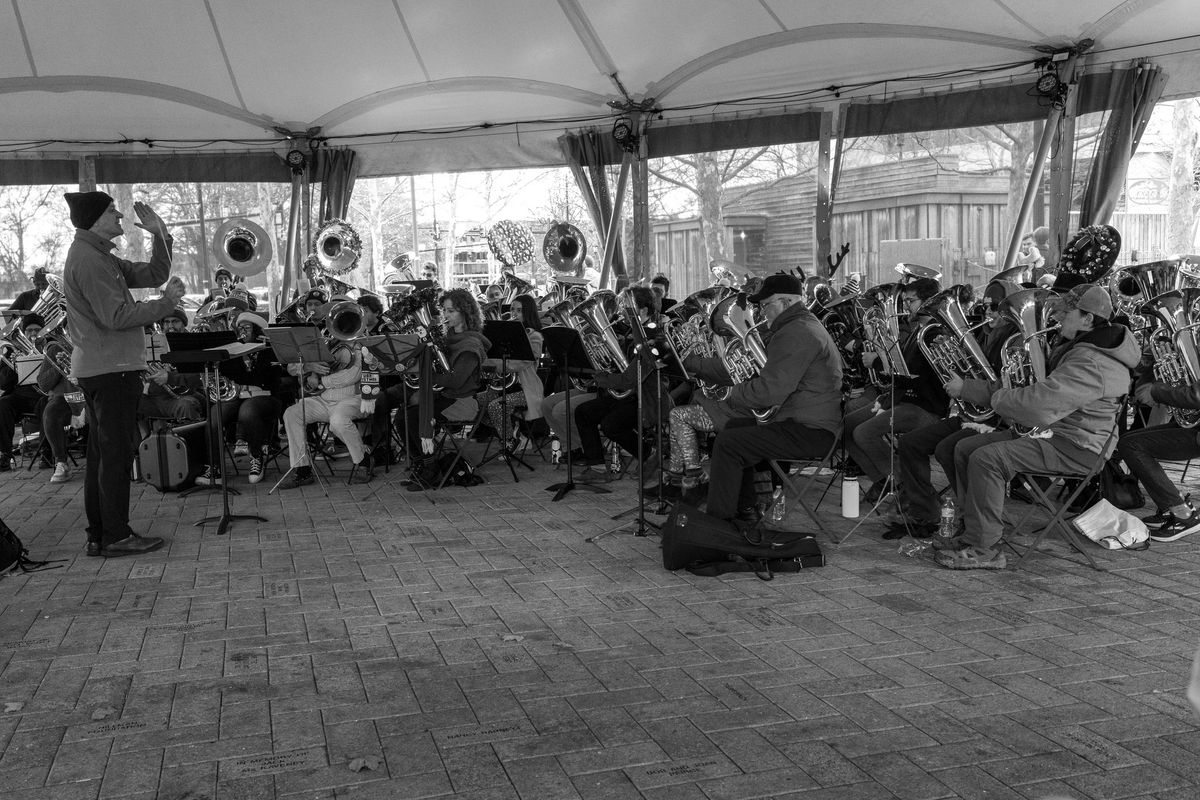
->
[313,219,362,276]
[543,222,587,274]
[327,300,367,341]
[212,218,272,277]
[709,293,776,422]
[997,288,1059,437]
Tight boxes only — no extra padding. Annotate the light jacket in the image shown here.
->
[962,322,1139,457]
[63,228,176,379]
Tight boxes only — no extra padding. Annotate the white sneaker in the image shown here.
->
[234,439,249,457]
[50,463,70,483]
[248,457,264,484]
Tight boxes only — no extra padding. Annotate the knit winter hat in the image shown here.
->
[64,191,114,230]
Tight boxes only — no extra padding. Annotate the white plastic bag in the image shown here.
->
[1072,498,1150,550]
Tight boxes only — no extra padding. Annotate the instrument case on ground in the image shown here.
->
[138,422,205,492]
[662,502,824,579]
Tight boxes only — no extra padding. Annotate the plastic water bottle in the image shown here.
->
[841,477,860,518]
[937,495,956,542]
[769,487,787,522]
[550,436,561,465]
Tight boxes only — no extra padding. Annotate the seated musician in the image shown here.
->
[196,312,294,486]
[650,274,676,313]
[938,285,1138,569]
[473,294,546,448]
[139,308,204,424]
[0,313,49,472]
[1117,368,1200,543]
[302,288,328,323]
[404,288,490,486]
[574,286,670,479]
[698,273,842,524]
[279,328,372,488]
[37,320,83,484]
[886,280,1022,539]
[201,267,233,305]
[845,277,948,503]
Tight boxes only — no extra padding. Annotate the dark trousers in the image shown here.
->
[207,396,282,459]
[896,417,964,525]
[706,419,836,520]
[401,394,454,455]
[0,388,40,457]
[42,394,72,463]
[1117,423,1200,510]
[78,372,143,546]
[576,395,640,461]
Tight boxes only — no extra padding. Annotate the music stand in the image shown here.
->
[163,334,268,536]
[167,331,238,500]
[357,332,435,501]
[14,356,41,388]
[479,320,536,481]
[262,326,334,495]
[541,326,610,502]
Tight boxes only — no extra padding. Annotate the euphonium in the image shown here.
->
[998,288,1059,437]
[571,290,631,399]
[1144,290,1200,428]
[4,275,67,355]
[709,293,776,422]
[915,286,996,424]
[859,282,912,385]
[402,299,452,390]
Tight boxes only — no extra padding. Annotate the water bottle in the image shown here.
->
[610,447,622,474]
[550,436,561,465]
[937,495,956,542]
[841,477,860,518]
[769,487,787,522]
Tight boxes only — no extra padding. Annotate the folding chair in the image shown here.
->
[1006,427,1119,572]
[430,401,489,489]
[768,433,842,535]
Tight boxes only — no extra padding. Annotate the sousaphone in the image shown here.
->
[543,222,587,273]
[213,218,273,277]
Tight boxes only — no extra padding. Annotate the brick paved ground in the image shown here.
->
[0,446,1198,800]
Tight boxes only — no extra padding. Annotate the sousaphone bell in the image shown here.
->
[212,218,272,277]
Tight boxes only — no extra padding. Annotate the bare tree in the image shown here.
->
[1166,99,1200,253]
[0,185,66,294]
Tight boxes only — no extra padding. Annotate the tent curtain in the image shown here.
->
[315,147,360,222]
[1078,62,1166,227]
[559,131,627,286]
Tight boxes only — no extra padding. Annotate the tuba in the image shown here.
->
[313,219,362,276]
[4,274,67,355]
[400,292,452,390]
[571,290,631,399]
[500,269,534,305]
[915,286,996,423]
[997,288,1059,436]
[709,293,776,422]
[212,218,272,277]
[1144,289,1200,428]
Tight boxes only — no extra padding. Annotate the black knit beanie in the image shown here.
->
[64,191,114,230]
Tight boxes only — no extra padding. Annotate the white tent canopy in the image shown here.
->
[1,0,1197,180]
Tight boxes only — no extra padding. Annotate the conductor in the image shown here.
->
[63,191,185,558]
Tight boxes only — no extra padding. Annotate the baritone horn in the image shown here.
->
[213,218,272,277]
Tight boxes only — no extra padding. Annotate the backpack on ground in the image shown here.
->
[661,502,824,580]
[0,518,64,574]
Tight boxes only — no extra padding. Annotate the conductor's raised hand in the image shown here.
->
[133,201,170,240]
[162,276,186,304]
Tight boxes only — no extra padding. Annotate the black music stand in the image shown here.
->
[588,343,663,542]
[262,326,335,495]
[479,320,536,481]
[163,335,268,536]
[167,331,238,500]
[541,326,610,502]
[358,333,435,502]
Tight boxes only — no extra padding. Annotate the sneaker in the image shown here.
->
[935,545,1007,570]
[195,465,220,486]
[279,469,314,490]
[234,439,249,457]
[1151,510,1200,542]
[1140,508,1172,527]
[248,457,264,484]
[50,463,71,483]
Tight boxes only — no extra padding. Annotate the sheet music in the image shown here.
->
[210,341,265,357]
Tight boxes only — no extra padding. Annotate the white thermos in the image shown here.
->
[841,476,860,518]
